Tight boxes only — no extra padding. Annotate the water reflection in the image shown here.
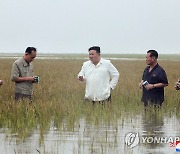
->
[0,104,180,154]
[142,109,165,150]
[140,108,180,154]
[0,109,179,154]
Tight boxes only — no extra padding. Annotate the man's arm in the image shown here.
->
[13,77,34,82]
[145,83,168,90]
[77,63,85,82]
[109,62,119,89]
[145,69,168,90]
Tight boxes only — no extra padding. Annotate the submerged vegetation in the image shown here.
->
[0,55,179,152]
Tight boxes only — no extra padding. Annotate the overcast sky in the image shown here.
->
[0,0,180,54]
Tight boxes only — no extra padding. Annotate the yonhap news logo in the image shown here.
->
[125,132,140,148]
[125,132,180,152]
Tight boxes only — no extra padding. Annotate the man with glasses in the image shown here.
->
[11,47,38,102]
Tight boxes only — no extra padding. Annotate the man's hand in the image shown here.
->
[145,84,154,90]
[23,77,35,82]
[0,80,3,86]
[78,76,84,82]
[175,79,180,90]
[139,80,143,89]
[29,77,35,82]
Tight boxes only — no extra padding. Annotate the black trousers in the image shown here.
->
[92,95,111,105]
[143,100,163,107]
[15,93,32,103]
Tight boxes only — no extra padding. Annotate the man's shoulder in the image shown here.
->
[83,60,91,65]
[101,58,110,64]
[144,66,149,71]
[156,64,166,72]
[14,58,24,65]
[82,59,111,66]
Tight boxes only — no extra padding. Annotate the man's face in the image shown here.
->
[25,50,36,63]
[146,53,155,65]
[89,50,100,64]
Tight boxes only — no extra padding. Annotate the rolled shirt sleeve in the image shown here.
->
[159,69,168,84]
[11,62,20,82]
[77,62,87,82]
[78,63,85,77]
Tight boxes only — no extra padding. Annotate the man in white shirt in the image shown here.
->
[78,46,119,103]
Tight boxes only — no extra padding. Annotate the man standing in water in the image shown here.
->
[78,46,119,104]
[139,50,168,107]
[11,47,38,102]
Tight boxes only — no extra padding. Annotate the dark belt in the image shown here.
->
[92,95,111,104]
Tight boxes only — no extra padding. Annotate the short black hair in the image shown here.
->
[147,50,158,59]
[88,46,100,54]
[25,47,37,54]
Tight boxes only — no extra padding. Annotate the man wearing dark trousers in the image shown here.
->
[139,50,168,107]
[11,47,38,102]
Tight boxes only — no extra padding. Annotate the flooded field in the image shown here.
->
[0,111,180,154]
[0,55,179,154]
